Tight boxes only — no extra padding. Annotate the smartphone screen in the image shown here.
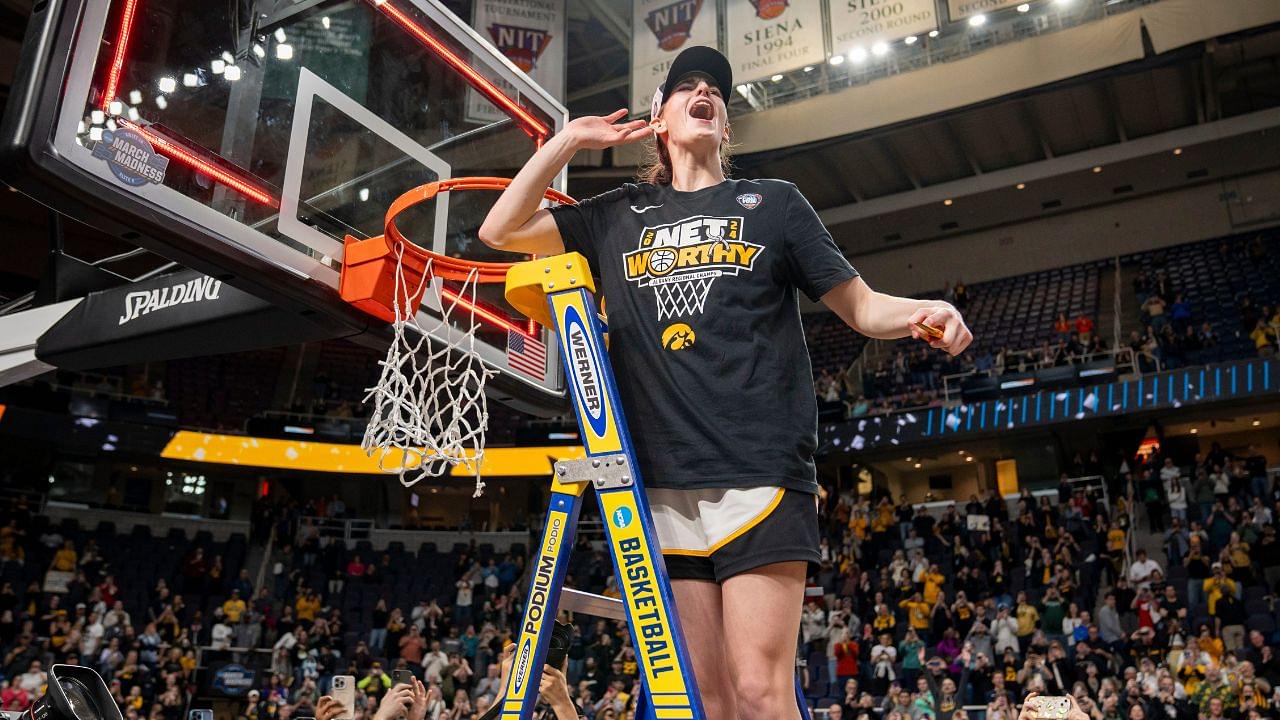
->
[331,675,356,720]
[190,710,213,720]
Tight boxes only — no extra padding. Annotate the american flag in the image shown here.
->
[507,329,546,378]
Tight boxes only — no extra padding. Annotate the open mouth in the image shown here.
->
[688,98,714,121]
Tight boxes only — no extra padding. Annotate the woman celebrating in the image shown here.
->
[481,45,971,719]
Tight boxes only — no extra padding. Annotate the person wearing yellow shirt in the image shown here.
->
[922,565,945,605]
[1197,625,1224,664]
[1015,592,1039,639]
[899,593,931,636]
[51,541,77,573]
[872,603,896,635]
[850,510,869,542]
[296,590,321,622]
[1202,564,1238,616]
[222,590,247,623]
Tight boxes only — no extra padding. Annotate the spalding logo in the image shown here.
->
[661,322,696,350]
[563,306,607,438]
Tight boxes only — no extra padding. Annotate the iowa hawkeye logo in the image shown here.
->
[624,216,762,286]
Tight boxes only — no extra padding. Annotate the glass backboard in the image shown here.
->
[2,0,568,412]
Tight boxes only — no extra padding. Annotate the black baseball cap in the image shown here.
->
[650,45,733,119]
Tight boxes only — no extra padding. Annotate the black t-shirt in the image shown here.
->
[549,178,857,493]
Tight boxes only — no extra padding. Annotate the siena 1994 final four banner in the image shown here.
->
[630,0,721,115]
[725,0,826,86]
[467,0,565,124]
[829,0,939,52]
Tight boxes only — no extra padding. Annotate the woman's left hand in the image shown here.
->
[910,305,973,356]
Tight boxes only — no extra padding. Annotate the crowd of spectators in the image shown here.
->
[1131,270,1222,373]
[802,455,1279,720]
[1,452,1278,720]
[813,310,1109,421]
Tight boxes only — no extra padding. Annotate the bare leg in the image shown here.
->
[721,561,806,720]
[671,578,738,720]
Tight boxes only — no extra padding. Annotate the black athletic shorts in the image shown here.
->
[648,487,821,583]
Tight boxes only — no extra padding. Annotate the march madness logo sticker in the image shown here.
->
[487,23,553,72]
[736,193,762,209]
[645,0,703,52]
[91,127,169,187]
[623,215,764,321]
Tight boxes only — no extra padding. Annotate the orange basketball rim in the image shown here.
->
[339,176,575,323]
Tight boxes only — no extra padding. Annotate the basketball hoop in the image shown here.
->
[340,177,574,493]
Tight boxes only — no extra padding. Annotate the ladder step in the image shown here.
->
[560,587,626,621]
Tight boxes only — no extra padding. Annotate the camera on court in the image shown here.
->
[0,665,122,720]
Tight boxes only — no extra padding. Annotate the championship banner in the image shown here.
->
[830,0,939,51]
[467,0,565,124]
[947,0,1026,22]
[631,0,720,115]
[725,0,826,86]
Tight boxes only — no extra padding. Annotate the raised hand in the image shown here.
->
[565,110,654,151]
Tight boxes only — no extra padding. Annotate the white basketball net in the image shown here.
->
[361,243,496,496]
[652,273,716,321]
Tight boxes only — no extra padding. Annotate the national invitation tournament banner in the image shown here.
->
[725,0,826,86]
[947,0,1028,22]
[631,0,720,115]
[467,0,565,124]
[829,0,939,51]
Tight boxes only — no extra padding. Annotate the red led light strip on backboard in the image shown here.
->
[122,122,280,208]
[440,286,528,336]
[366,0,551,142]
[99,0,139,110]
[98,0,539,336]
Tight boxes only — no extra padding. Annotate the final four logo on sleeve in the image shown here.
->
[736,193,763,209]
[91,128,169,187]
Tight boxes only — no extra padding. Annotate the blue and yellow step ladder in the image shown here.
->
[501,253,808,720]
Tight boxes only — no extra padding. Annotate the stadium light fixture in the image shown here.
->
[803,65,814,72]
[849,47,869,63]
[914,462,922,469]
[1253,418,1261,426]
[944,198,954,206]
[770,74,783,82]
[829,54,846,65]
[904,36,918,45]
[966,456,974,462]
[1190,428,1198,434]
[1017,3,1031,11]
[872,42,889,56]
[1016,183,1026,190]
[929,30,940,38]
[1092,166,1103,173]
[969,14,987,26]
[1173,148,1183,155]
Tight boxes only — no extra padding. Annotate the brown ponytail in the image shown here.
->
[637,130,736,185]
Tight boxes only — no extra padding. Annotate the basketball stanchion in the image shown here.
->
[341,179,810,720]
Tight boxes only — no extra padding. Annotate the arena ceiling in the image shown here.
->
[0,3,1278,305]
